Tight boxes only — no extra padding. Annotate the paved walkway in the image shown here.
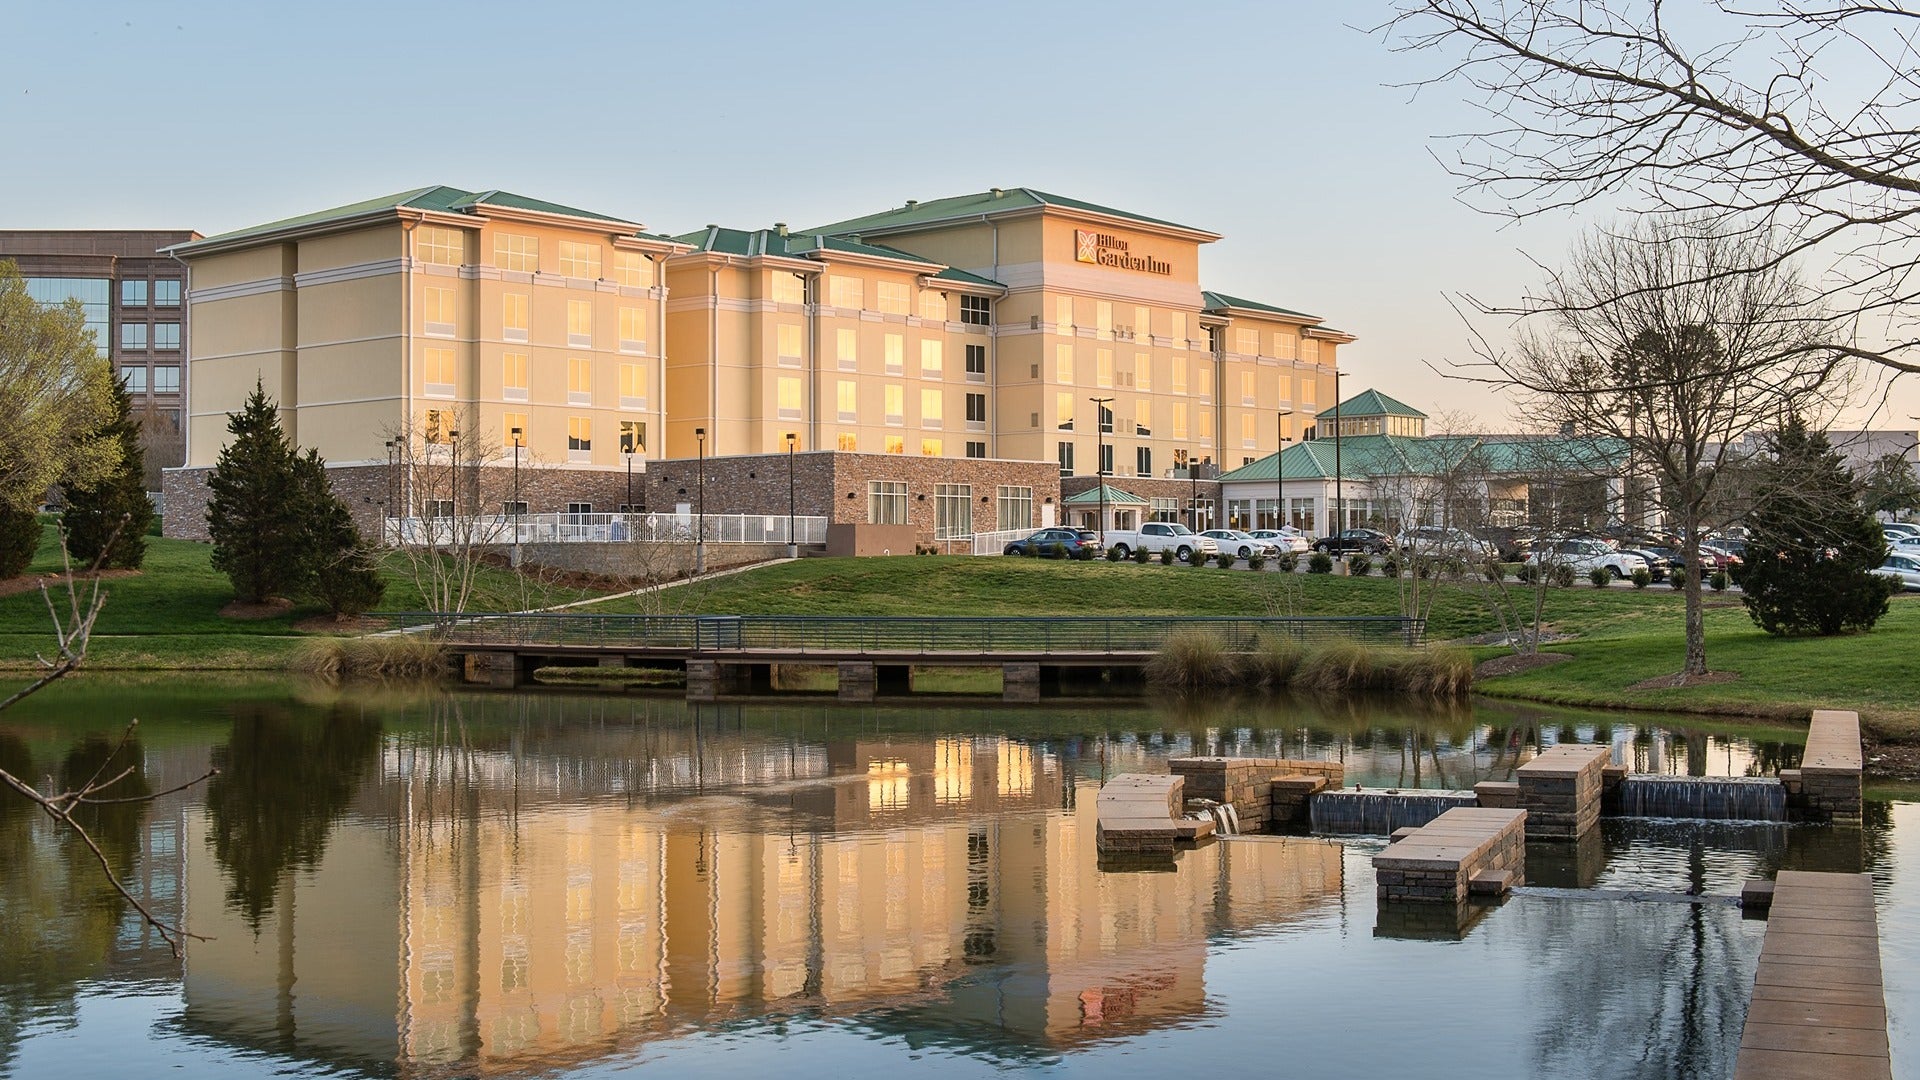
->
[1734,871,1890,1079]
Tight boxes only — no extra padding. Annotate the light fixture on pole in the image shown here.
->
[510,425,523,552]
[1276,407,1293,532]
[624,439,635,539]
[383,439,396,545]
[448,428,461,529]
[1332,370,1347,535]
[785,432,798,559]
[694,427,707,575]
[1090,396,1113,546]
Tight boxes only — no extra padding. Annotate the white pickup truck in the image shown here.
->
[1104,522,1219,561]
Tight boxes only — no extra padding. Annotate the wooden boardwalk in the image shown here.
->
[1734,871,1890,1080]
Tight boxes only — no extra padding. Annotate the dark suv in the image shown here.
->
[1310,528,1392,556]
[1004,528,1104,560]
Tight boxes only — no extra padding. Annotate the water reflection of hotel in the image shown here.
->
[181,733,1342,1074]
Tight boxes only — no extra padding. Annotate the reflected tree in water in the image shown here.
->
[204,704,382,929]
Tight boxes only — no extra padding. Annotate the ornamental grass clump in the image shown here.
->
[1144,629,1235,690]
[1233,633,1305,688]
[290,635,450,680]
[1294,639,1376,693]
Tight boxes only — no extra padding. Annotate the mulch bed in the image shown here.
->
[1626,670,1741,691]
[1864,738,1920,782]
[218,597,295,620]
[0,568,141,599]
[1474,652,1574,679]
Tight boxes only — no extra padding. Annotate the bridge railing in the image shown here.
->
[370,613,1427,652]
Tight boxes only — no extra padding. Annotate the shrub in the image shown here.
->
[1551,563,1576,589]
[60,372,152,570]
[1414,558,1435,579]
[1307,551,1333,574]
[1347,554,1372,576]
[1187,546,1210,567]
[1246,552,1266,571]
[1631,568,1652,589]
[1160,547,1176,565]
[1670,568,1688,590]
[1234,634,1304,688]
[1710,569,1730,592]
[1277,552,1298,573]
[1514,563,1536,584]
[1483,561,1507,582]
[1106,546,1124,561]
[1442,556,1467,576]
[1132,547,1151,564]
[1215,551,1236,568]
[1382,556,1400,578]
[1144,630,1234,690]
[1589,565,1611,588]
[0,504,38,580]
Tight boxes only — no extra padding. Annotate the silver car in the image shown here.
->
[1875,553,1920,591]
[1201,529,1279,559]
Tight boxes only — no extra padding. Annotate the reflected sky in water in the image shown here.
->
[0,678,1894,1079]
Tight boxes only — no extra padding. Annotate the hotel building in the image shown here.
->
[161,187,1352,546]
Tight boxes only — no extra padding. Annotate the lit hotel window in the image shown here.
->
[494,233,539,273]
[419,227,463,266]
[558,241,601,279]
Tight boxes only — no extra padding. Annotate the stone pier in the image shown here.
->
[1516,744,1611,839]
[1787,710,1866,825]
[1373,806,1527,903]
[1734,871,1890,1079]
[1095,773,1202,856]
[836,661,876,703]
[1001,662,1040,703]
[1168,757,1345,834]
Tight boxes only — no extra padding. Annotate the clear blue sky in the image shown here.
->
[9,0,1908,430]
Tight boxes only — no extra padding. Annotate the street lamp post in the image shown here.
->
[448,428,461,529]
[1276,407,1294,531]
[511,426,522,553]
[624,446,634,539]
[383,439,396,546]
[1090,396,1113,546]
[694,427,707,575]
[1332,371,1346,535]
[785,432,798,559]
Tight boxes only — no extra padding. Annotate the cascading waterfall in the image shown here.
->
[1185,800,1240,836]
[1308,790,1478,835]
[1613,776,1786,821]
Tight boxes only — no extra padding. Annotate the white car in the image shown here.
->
[1202,529,1278,559]
[1395,526,1497,559]
[1876,553,1920,591]
[1248,528,1310,554]
[1525,538,1648,580]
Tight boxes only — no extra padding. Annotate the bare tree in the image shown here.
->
[386,408,526,614]
[1476,219,1847,675]
[1387,0,1920,373]
[133,401,184,492]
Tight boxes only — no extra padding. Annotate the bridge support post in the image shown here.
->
[463,651,521,689]
[1002,663,1040,703]
[686,660,747,701]
[837,661,876,702]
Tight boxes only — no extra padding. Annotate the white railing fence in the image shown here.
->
[969,528,1033,555]
[385,512,828,547]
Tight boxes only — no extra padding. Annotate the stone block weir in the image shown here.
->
[1794,709,1866,825]
[1734,871,1890,1080]
[1611,776,1788,821]
[1095,774,1216,856]
[1373,807,1527,904]
[1517,743,1611,839]
[1308,789,1479,835]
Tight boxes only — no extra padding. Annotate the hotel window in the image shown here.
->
[920,339,942,377]
[960,295,990,325]
[964,343,986,380]
[502,353,529,400]
[1241,413,1258,448]
[886,434,905,454]
[614,251,655,288]
[921,437,943,456]
[502,293,528,342]
[1057,441,1074,477]
[1096,348,1113,388]
[1198,407,1213,442]
[1137,446,1152,476]
[920,388,943,428]
[1301,378,1317,407]
[1097,401,1114,434]
[619,362,645,409]
[1135,352,1150,391]
[424,347,455,397]
[996,486,1032,530]
[1277,374,1293,406]
[772,272,805,306]
[877,281,910,315]
[1055,296,1074,334]
[777,324,803,364]
[1151,496,1179,522]
[884,383,904,424]
[567,300,592,346]
[153,366,179,393]
[868,480,909,523]
[1055,392,1074,431]
[121,323,147,349]
[424,287,454,336]
[1134,306,1150,339]
[154,280,181,307]
[965,392,987,425]
[620,420,646,455]
[567,416,592,461]
[1171,311,1188,346]
[1099,442,1114,475]
[419,226,463,266]
[829,275,863,311]
[154,322,180,350]
[1302,338,1322,364]
[838,432,858,451]
[504,413,528,447]
[1055,344,1074,384]
[1197,364,1213,399]
[934,484,972,539]
[1275,332,1297,360]
[619,307,646,353]
[778,377,803,420]
[1241,370,1257,405]
[122,366,147,393]
[558,241,601,280]
[1171,356,1188,394]
[836,329,858,370]
[884,333,904,374]
[966,440,986,457]
[920,290,948,321]
[1096,301,1112,338]
[494,233,539,272]
[1172,402,1189,439]
[1236,328,1259,356]
[424,409,451,444]
[568,357,592,404]
[121,280,148,306]
[836,379,858,421]
[1134,400,1152,436]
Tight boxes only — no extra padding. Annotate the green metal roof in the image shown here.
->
[176,185,643,253]
[1315,389,1429,422]
[1061,483,1149,506]
[443,189,639,225]
[1217,433,1627,484]
[803,188,1217,239]
[671,226,1006,286]
[1200,291,1318,322]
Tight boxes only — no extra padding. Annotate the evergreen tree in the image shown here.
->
[61,367,153,569]
[0,502,39,580]
[295,451,385,618]
[207,383,309,604]
[1741,419,1898,636]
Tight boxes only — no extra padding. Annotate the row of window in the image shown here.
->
[868,481,1032,537]
[424,409,647,460]
[417,227,659,288]
[424,353,651,408]
[120,365,181,394]
[818,277,992,324]
[121,322,181,350]
[817,332,989,377]
[432,291,649,352]
[119,280,182,307]
[1055,441,1215,479]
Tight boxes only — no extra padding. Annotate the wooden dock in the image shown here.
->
[1734,871,1890,1080]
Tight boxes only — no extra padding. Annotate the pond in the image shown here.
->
[0,678,1905,1079]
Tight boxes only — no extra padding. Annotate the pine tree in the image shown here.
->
[207,382,310,604]
[0,501,39,580]
[61,366,153,569]
[1741,418,1898,636]
[296,450,385,618]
